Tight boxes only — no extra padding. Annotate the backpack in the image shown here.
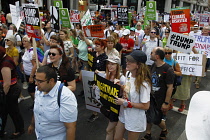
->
[28,47,44,62]
[57,83,64,108]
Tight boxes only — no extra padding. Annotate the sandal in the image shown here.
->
[159,129,168,140]
[141,133,152,140]
[9,130,25,139]
[178,104,185,112]
[169,104,173,110]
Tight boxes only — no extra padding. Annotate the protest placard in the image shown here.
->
[81,9,93,26]
[50,6,60,33]
[117,7,128,25]
[54,0,63,8]
[70,10,80,23]
[82,70,104,113]
[59,8,71,28]
[199,14,210,27]
[164,14,170,22]
[145,1,156,21]
[83,25,104,38]
[166,31,195,53]
[193,35,210,58]
[172,53,206,76]
[171,7,190,33]
[94,74,121,115]
[22,3,41,39]
[10,4,22,30]
[88,52,95,71]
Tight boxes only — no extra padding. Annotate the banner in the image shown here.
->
[145,1,156,20]
[94,74,121,115]
[172,53,206,76]
[22,4,41,39]
[82,70,104,113]
[166,31,195,53]
[83,25,104,38]
[54,0,63,8]
[70,10,80,23]
[81,9,93,26]
[171,7,190,33]
[117,7,128,25]
[59,8,71,28]
[193,35,210,58]
[50,6,60,33]
[199,14,210,27]
[88,52,95,71]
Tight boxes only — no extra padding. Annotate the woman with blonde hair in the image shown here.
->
[105,36,120,58]
[114,50,151,140]
[110,32,123,57]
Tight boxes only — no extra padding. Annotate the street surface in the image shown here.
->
[2,71,210,140]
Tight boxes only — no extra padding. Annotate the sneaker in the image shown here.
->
[178,104,185,112]
[159,129,168,140]
[141,133,152,140]
[18,97,25,103]
[87,114,99,122]
[22,82,28,89]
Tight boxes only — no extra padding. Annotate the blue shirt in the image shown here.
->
[34,81,78,140]
[163,58,177,67]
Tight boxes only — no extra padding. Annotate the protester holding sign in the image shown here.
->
[114,50,151,140]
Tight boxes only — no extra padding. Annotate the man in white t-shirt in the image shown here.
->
[41,21,56,52]
[135,22,144,37]
[189,24,202,37]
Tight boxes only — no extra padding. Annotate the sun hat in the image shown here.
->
[106,56,121,65]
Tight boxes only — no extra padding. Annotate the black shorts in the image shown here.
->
[25,75,36,93]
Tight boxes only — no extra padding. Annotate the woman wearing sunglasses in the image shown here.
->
[162,29,170,47]
[47,45,76,92]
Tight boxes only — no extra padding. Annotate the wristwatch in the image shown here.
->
[164,102,169,105]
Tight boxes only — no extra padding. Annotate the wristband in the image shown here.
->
[127,101,133,108]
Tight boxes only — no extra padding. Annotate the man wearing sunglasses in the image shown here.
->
[142,29,163,68]
[28,65,78,140]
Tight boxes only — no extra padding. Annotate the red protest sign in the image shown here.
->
[83,25,104,38]
[171,7,190,33]
[70,10,80,23]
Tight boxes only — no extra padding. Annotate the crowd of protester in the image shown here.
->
[0,9,210,140]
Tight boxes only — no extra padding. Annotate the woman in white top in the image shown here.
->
[114,24,123,38]
[105,36,120,59]
[114,50,151,140]
[59,29,74,58]
[22,35,37,100]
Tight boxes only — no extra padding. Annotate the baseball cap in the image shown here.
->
[5,35,16,44]
[126,50,147,64]
[194,24,199,28]
[130,27,135,32]
[106,56,121,65]
[122,29,130,36]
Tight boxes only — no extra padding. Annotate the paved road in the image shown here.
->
[2,71,210,140]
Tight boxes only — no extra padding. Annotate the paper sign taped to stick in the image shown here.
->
[193,35,210,58]
[70,10,80,23]
[22,3,41,39]
[172,53,206,76]
[166,31,195,53]
[83,25,104,38]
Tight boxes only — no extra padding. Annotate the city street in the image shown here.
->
[2,71,210,140]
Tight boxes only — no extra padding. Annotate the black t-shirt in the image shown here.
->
[92,52,108,71]
[0,37,5,48]
[115,42,122,53]
[48,63,75,86]
[151,63,174,109]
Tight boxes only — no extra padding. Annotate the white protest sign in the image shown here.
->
[164,15,170,22]
[193,35,210,58]
[10,4,18,25]
[172,53,206,76]
[81,9,93,26]
[166,31,195,53]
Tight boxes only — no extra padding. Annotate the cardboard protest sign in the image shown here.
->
[59,8,71,28]
[70,10,80,23]
[83,25,104,38]
[10,4,22,30]
[166,31,195,53]
[199,14,210,27]
[193,35,210,58]
[22,4,41,39]
[164,14,170,22]
[50,6,60,33]
[88,52,95,71]
[81,9,93,26]
[171,7,190,33]
[94,74,121,115]
[145,1,156,20]
[172,53,206,76]
[82,70,104,113]
[117,7,128,25]
[54,0,63,8]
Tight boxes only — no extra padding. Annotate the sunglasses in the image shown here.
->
[165,52,172,55]
[48,52,57,56]
[150,32,156,34]
[5,39,10,42]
